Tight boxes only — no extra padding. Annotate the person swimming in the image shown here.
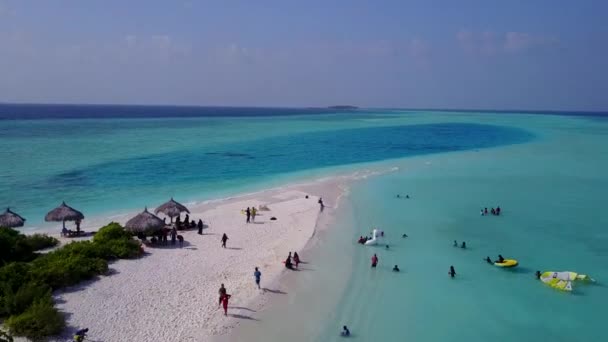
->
[535,270,541,279]
[341,325,350,337]
[406,194,410,199]
[453,240,458,247]
[448,266,456,278]
[461,241,466,249]
[485,256,492,264]
[402,233,408,238]
[385,245,389,249]
[496,254,505,263]
[393,265,400,272]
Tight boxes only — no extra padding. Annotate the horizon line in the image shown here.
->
[0,101,607,115]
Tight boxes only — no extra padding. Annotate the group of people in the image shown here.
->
[285,251,301,270]
[245,207,257,223]
[485,255,505,264]
[480,206,501,216]
[453,240,467,249]
[174,214,203,231]
[370,253,400,272]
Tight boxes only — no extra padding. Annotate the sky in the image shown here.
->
[0,0,607,111]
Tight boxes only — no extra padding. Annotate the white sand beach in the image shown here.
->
[40,175,357,342]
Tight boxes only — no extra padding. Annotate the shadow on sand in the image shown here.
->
[229,313,260,321]
[262,288,287,295]
[230,306,257,312]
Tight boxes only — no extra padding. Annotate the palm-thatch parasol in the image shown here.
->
[45,202,84,229]
[154,198,190,223]
[0,208,26,228]
[125,207,165,234]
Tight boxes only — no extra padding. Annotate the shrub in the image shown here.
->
[0,229,57,266]
[29,254,108,290]
[0,263,31,292]
[0,282,51,316]
[23,234,58,251]
[93,222,133,243]
[5,295,64,340]
[0,222,140,339]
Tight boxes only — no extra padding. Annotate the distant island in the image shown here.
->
[327,105,359,110]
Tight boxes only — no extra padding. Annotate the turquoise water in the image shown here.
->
[235,113,608,341]
[0,109,531,228]
[2,107,608,341]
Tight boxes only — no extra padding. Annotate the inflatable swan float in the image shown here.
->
[364,229,383,246]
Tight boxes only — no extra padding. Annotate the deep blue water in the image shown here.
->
[0,104,606,121]
[0,104,351,120]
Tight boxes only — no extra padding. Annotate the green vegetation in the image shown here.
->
[0,223,141,340]
[0,229,58,266]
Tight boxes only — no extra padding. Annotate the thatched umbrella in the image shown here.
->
[0,208,26,228]
[154,198,190,223]
[125,207,165,234]
[45,201,84,229]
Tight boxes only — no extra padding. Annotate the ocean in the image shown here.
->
[1,105,607,341]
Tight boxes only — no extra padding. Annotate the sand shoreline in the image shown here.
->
[15,168,392,342]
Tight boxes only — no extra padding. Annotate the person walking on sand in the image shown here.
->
[371,254,378,268]
[221,233,228,248]
[221,293,231,316]
[218,284,227,307]
[254,267,262,289]
[318,198,325,212]
[293,252,301,269]
[251,207,257,222]
[246,207,251,223]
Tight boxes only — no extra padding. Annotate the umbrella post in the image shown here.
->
[63,220,66,229]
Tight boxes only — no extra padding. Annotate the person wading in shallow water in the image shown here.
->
[371,254,378,268]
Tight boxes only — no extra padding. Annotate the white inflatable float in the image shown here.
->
[364,229,382,246]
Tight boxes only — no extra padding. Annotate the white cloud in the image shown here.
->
[457,29,558,55]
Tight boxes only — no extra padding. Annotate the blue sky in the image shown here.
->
[0,0,607,110]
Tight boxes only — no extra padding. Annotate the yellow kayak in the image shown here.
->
[494,259,518,268]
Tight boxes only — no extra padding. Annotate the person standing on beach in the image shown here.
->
[197,219,203,235]
[251,207,257,222]
[318,198,325,212]
[371,254,378,268]
[218,284,227,307]
[221,233,228,248]
[246,207,251,223]
[170,227,177,245]
[293,252,300,269]
[254,267,262,289]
